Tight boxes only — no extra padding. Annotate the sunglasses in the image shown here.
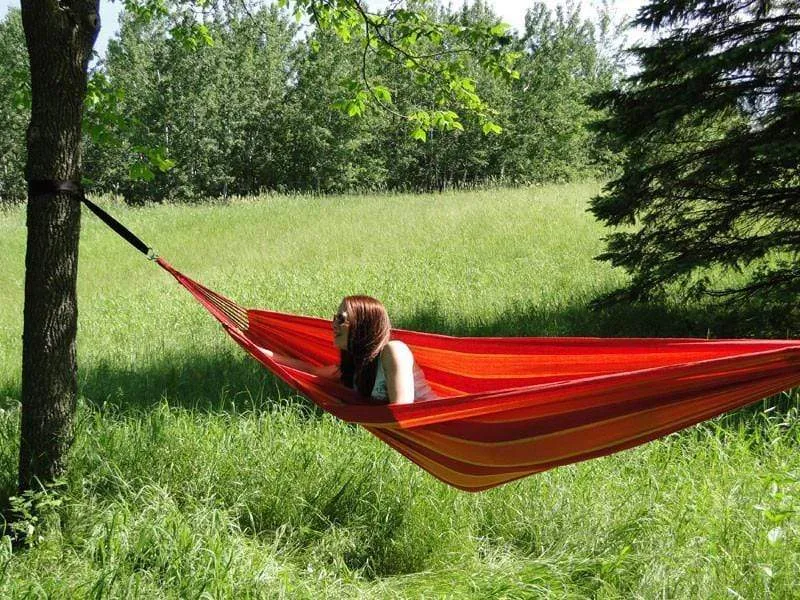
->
[332,312,348,327]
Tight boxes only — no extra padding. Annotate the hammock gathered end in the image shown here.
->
[157,258,800,492]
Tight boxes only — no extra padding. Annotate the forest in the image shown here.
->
[0,0,623,202]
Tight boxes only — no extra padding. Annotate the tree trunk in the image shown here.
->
[18,0,99,492]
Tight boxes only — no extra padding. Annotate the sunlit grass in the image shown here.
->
[0,183,798,598]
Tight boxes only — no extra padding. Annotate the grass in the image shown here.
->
[0,183,798,598]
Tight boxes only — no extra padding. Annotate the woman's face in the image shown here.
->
[332,300,350,350]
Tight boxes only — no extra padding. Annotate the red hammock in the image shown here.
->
[157,258,800,492]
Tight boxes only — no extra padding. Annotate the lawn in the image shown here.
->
[0,183,798,598]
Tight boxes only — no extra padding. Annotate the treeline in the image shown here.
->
[0,1,624,203]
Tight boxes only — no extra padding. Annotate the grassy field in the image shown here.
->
[0,183,798,598]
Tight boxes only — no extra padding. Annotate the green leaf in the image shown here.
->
[409,111,431,128]
[372,85,392,104]
[491,23,510,37]
[129,163,155,182]
[196,24,214,48]
[157,157,176,172]
[482,122,503,135]
[347,101,361,117]
[411,128,427,142]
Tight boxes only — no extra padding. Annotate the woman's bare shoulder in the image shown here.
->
[381,340,413,364]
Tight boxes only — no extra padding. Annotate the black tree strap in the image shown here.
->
[27,179,156,259]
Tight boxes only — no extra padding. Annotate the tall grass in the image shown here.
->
[0,183,797,598]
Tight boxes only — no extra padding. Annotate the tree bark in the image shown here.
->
[18,0,99,492]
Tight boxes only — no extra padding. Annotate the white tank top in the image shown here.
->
[370,359,436,402]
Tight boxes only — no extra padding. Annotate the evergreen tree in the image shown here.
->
[590,0,800,315]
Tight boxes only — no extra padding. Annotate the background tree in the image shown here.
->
[590,0,800,322]
[3,1,624,203]
[285,28,387,192]
[84,3,299,200]
[0,9,29,204]
[503,1,618,184]
[375,0,515,191]
[77,0,620,197]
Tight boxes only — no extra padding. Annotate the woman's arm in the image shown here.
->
[257,346,339,378]
[381,341,415,404]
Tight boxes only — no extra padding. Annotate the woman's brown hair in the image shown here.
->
[339,295,391,400]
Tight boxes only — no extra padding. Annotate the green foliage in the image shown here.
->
[282,0,517,137]
[285,28,388,192]
[2,1,623,199]
[4,482,64,548]
[501,2,619,184]
[0,9,28,205]
[590,0,800,313]
[85,2,301,201]
[82,0,621,197]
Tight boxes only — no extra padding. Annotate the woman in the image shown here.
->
[261,296,435,404]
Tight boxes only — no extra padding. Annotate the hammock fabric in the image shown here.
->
[156,258,800,492]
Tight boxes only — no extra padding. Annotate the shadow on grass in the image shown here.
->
[0,473,16,524]
[402,294,800,339]
[78,351,323,414]
[1,350,315,416]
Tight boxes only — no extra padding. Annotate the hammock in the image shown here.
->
[34,180,797,493]
[156,258,800,492]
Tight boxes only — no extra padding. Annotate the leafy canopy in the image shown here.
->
[121,0,519,138]
[1,1,619,199]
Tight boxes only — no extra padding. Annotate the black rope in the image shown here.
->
[27,179,156,259]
